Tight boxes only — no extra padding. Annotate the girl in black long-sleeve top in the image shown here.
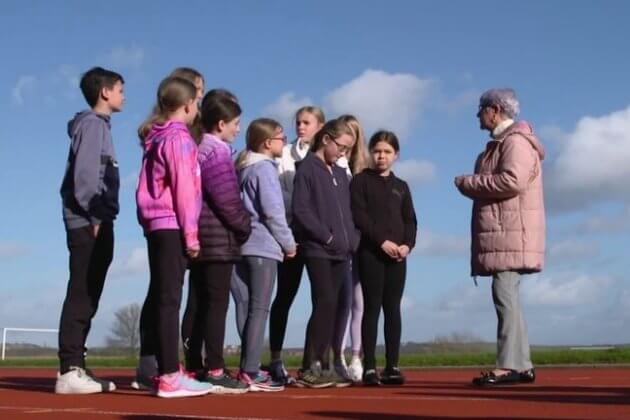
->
[350,130,417,386]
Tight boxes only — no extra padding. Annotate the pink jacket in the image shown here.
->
[136,121,201,250]
[456,121,545,276]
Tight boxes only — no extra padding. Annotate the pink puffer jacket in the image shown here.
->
[456,121,545,276]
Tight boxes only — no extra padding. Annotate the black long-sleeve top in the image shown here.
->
[350,169,417,253]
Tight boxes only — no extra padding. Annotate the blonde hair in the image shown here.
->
[295,106,325,125]
[338,114,369,175]
[169,68,204,142]
[235,118,282,168]
[138,76,196,142]
[310,118,355,152]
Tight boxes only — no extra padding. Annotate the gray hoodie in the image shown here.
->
[237,152,296,261]
[60,110,120,230]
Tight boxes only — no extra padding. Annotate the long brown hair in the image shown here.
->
[137,76,196,142]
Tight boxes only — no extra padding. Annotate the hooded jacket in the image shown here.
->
[456,121,545,276]
[196,133,251,262]
[292,152,360,260]
[60,110,119,230]
[237,151,295,261]
[136,121,201,250]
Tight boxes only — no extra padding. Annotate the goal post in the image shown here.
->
[2,327,58,360]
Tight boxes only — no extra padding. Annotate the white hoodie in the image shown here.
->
[276,138,310,223]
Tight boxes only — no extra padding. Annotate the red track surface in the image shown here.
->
[1,367,630,419]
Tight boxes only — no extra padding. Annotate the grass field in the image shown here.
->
[2,347,630,368]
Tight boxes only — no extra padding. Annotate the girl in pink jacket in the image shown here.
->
[135,76,213,398]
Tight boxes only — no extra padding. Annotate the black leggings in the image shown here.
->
[140,230,188,375]
[181,261,233,371]
[269,253,305,353]
[358,247,406,371]
[301,257,349,370]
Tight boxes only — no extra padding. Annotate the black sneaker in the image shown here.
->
[362,369,381,386]
[206,371,249,394]
[380,367,405,385]
[268,360,293,385]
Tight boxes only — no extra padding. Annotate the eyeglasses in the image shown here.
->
[330,137,351,154]
[269,135,288,144]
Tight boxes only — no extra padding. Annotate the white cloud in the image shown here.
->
[262,92,313,130]
[0,242,29,260]
[439,89,480,115]
[11,75,36,105]
[103,45,145,69]
[394,159,436,188]
[522,272,609,307]
[110,247,148,278]
[415,229,468,257]
[325,69,434,139]
[547,106,630,212]
[572,205,630,234]
[547,239,598,262]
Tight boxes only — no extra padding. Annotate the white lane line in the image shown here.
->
[0,406,275,420]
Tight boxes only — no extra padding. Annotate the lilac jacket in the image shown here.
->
[196,133,251,262]
[136,121,201,249]
[456,121,545,276]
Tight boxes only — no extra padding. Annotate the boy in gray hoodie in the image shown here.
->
[56,67,124,395]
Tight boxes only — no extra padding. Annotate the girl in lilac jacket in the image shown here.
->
[135,76,212,398]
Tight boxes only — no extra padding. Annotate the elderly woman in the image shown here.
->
[455,88,545,386]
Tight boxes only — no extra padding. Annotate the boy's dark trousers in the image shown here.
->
[58,223,114,374]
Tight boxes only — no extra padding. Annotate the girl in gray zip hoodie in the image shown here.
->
[231,119,296,390]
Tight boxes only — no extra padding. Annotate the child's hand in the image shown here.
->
[285,250,297,259]
[186,247,200,259]
[92,224,101,238]
[398,245,410,259]
[381,240,400,260]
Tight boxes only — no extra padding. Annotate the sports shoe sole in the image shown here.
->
[248,384,285,392]
[156,388,213,398]
[295,380,335,389]
[209,385,248,395]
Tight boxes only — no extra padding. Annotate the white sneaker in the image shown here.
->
[347,357,363,383]
[55,367,112,394]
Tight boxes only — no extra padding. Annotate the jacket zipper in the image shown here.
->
[332,174,350,253]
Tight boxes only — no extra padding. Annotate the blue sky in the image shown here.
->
[1,1,629,349]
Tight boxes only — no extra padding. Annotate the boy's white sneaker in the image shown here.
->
[55,366,113,394]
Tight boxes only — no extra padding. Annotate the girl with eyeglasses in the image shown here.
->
[231,119,297,391]
[291,118,360,388]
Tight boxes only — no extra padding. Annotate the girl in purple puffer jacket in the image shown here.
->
[182,92,251,393]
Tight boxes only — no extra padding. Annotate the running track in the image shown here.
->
[1,367,629,419]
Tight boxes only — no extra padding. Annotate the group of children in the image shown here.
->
[55,66,417,398]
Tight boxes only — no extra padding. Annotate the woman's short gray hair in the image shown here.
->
[479,88,520,118]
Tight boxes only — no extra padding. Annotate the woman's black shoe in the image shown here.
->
[363,369,381,386]
[380,367,405,385]
[472,370,523,386]
[519,368,536,383]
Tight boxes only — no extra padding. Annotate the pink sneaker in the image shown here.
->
[156,367,214,398]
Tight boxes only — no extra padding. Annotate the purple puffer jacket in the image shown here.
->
[197,133,251,261]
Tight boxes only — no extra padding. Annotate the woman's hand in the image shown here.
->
[381,240,400,260]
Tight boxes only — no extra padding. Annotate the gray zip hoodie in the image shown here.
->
[237,151,296,261]
[60,110,120,230]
